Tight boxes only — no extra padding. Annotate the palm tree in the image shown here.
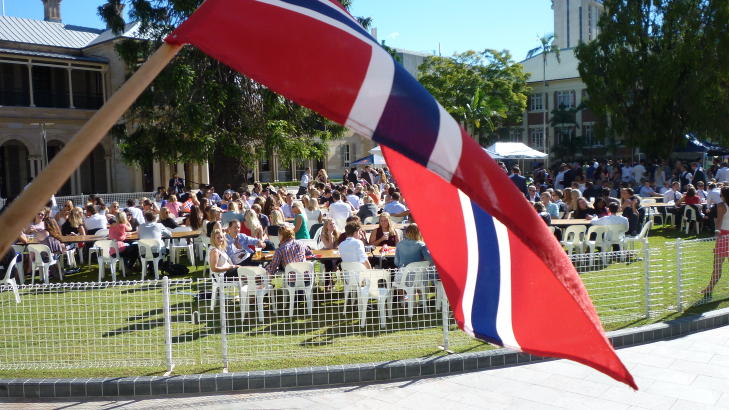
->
[526,34,561,153]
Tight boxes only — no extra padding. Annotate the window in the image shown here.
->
[554,126,576,145]
[260,157,270,172]
[529,128,544,149]
[508,127,523,143]
[555,90,576,109]
[341,144,351,168]
[0,62,30,106]
[583,124,599,146]
[71,69,103,109]
[32,65,69,108]
[529,93,544,111]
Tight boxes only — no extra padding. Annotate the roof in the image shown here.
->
[0,47,108,63]
[0,16,102,49]
[0,16,143,50]
[519,48,581,83]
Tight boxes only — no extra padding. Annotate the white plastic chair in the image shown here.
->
[87,228,109,266]
[560,225,587,255]
[334,217,347,232]
[1,254,22,303]
[269,235,281,248]
[194,235,209,262]
[625,221,653,251]
[604,224,628,252]
[340,262,370,315]
[92,240,126,282]
[681,206,702,234]
[282,261,315,316]
[365,269,392,328]
[390,215,405,224]
[11,245,27,285]
[363,216,377,224]
[169,227,195,266]
[138,239,165,280]
[312,226,323,246]
[584,225,609,266]
[392,261,431,317]
[237,266,272,322]
[27,244,60,284]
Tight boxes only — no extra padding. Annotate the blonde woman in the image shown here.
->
[243,209,265,240]
[61,207,87,236]
[291,201,310,239]
[305,196,323,225]
[369,212,399,247]
[267,209,286,237]
[563,188,574,212]
[316,168,329,183]
[209,228,242,278]
[319,218,340,250]
[368,185,381,205]
[165,194,181,217]
[55,200,74,226]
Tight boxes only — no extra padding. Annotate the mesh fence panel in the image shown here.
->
[672,238,726,310]
[0,279,191,370]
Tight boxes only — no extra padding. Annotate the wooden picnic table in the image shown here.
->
[361,223,408,232]
[550,219,592,227]
[251,246,394,262]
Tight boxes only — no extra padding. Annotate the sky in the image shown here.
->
[2,0,555,62]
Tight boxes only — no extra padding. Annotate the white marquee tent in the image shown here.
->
[484,142,547,160]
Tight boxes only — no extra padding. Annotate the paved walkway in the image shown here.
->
[5,325,729,409]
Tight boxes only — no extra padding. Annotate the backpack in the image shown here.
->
[158,260,189,276]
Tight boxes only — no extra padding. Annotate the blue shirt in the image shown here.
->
[225,233,260,261]
[383,200,407,215]
[394,239,432,268]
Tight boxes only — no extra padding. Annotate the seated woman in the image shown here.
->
[209,228,243,278]
[265,226,311,285]
[304,196,323,226]
[369,212,400,247]
[291,201,310,239]
[183,205,204,231]
[394,223,432,269]
[165,195,182,218]
[593,198,610,218]
[61,207,87,236]
[242,209,265,240]
[267,209,286,238]
[158,207,179,230]
[318,218,340,282]
[109,211,135,266]
[571,198,597,219]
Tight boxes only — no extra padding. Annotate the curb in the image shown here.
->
[2,307,728,399]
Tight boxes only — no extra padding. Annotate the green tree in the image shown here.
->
[99,0,353,187]
[575,0,729,158]
[417,50,530,145]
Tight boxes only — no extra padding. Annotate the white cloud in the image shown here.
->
[388,32,401,40]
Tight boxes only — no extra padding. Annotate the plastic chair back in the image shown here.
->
[341,262,368,285]
[27,244,53,265]
[138,238,164,258]
[171,226,193,244]
[237,266,269,289]
[93,240,118,259]
[563,225,587,243]
[285,261,314,288]
[95,229,110,237]
[2,254,20,282]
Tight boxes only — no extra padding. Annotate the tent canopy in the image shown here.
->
[351,153,386,166]
[678,134,729,156]
[484,142,547,160]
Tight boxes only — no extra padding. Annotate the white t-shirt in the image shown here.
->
[716,167,729,183]
[338,237,368,263]
[84,213,108,231]
[632,164,646,182]
[329,201,352,221]
[346,194,361,210]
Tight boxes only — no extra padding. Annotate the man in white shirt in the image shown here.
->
[621,162,634,184]
[632,160,647,184]
[338,221,372,268]
[297,167,311,198]
[707,183,723,207]
[663,181,683,204]
[346,188,361,210]
[84,204,108,234]
[328,191,352,222]
[281,193,295,219]
[717,162,729,183]
[590,203,629,244]
[125,199,145,226]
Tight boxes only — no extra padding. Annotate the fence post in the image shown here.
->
[437,280,453,353]
[676,239,684,312]
[162,276,175,375]
[643,240,651,319]
[218,275,229,372]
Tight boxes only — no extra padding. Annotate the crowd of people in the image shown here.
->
[1,166,433,285]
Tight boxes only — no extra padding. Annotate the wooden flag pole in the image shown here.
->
[0,42,182,258]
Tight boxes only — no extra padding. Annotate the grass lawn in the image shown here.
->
[1,223,727,379]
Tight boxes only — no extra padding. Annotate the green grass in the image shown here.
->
[1,224,727,379]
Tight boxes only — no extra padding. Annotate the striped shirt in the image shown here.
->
[266,239,307,276]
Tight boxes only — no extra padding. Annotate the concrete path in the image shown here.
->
[4,325,729,409]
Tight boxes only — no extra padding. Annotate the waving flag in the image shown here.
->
[166,0,636,388]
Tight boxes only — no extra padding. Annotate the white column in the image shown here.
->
[201,161,210,185]
[176,162,185,181]
[28,157,37,178]
[105,155,112,193]
[152,160,161,189]
[272,153,279,182]
[67,67,75,109]
[291,159,296,182]
[27,63,35,107]
[253,162,260,182]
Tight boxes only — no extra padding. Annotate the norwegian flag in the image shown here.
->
[167,0,636,388]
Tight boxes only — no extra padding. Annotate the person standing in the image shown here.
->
[509,166,528,198]
[169,174,185,195]
[297,167,311,198]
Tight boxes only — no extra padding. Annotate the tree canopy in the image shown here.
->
[417,50,529,146]
[99,0,352,185]
[575,0,729,158]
